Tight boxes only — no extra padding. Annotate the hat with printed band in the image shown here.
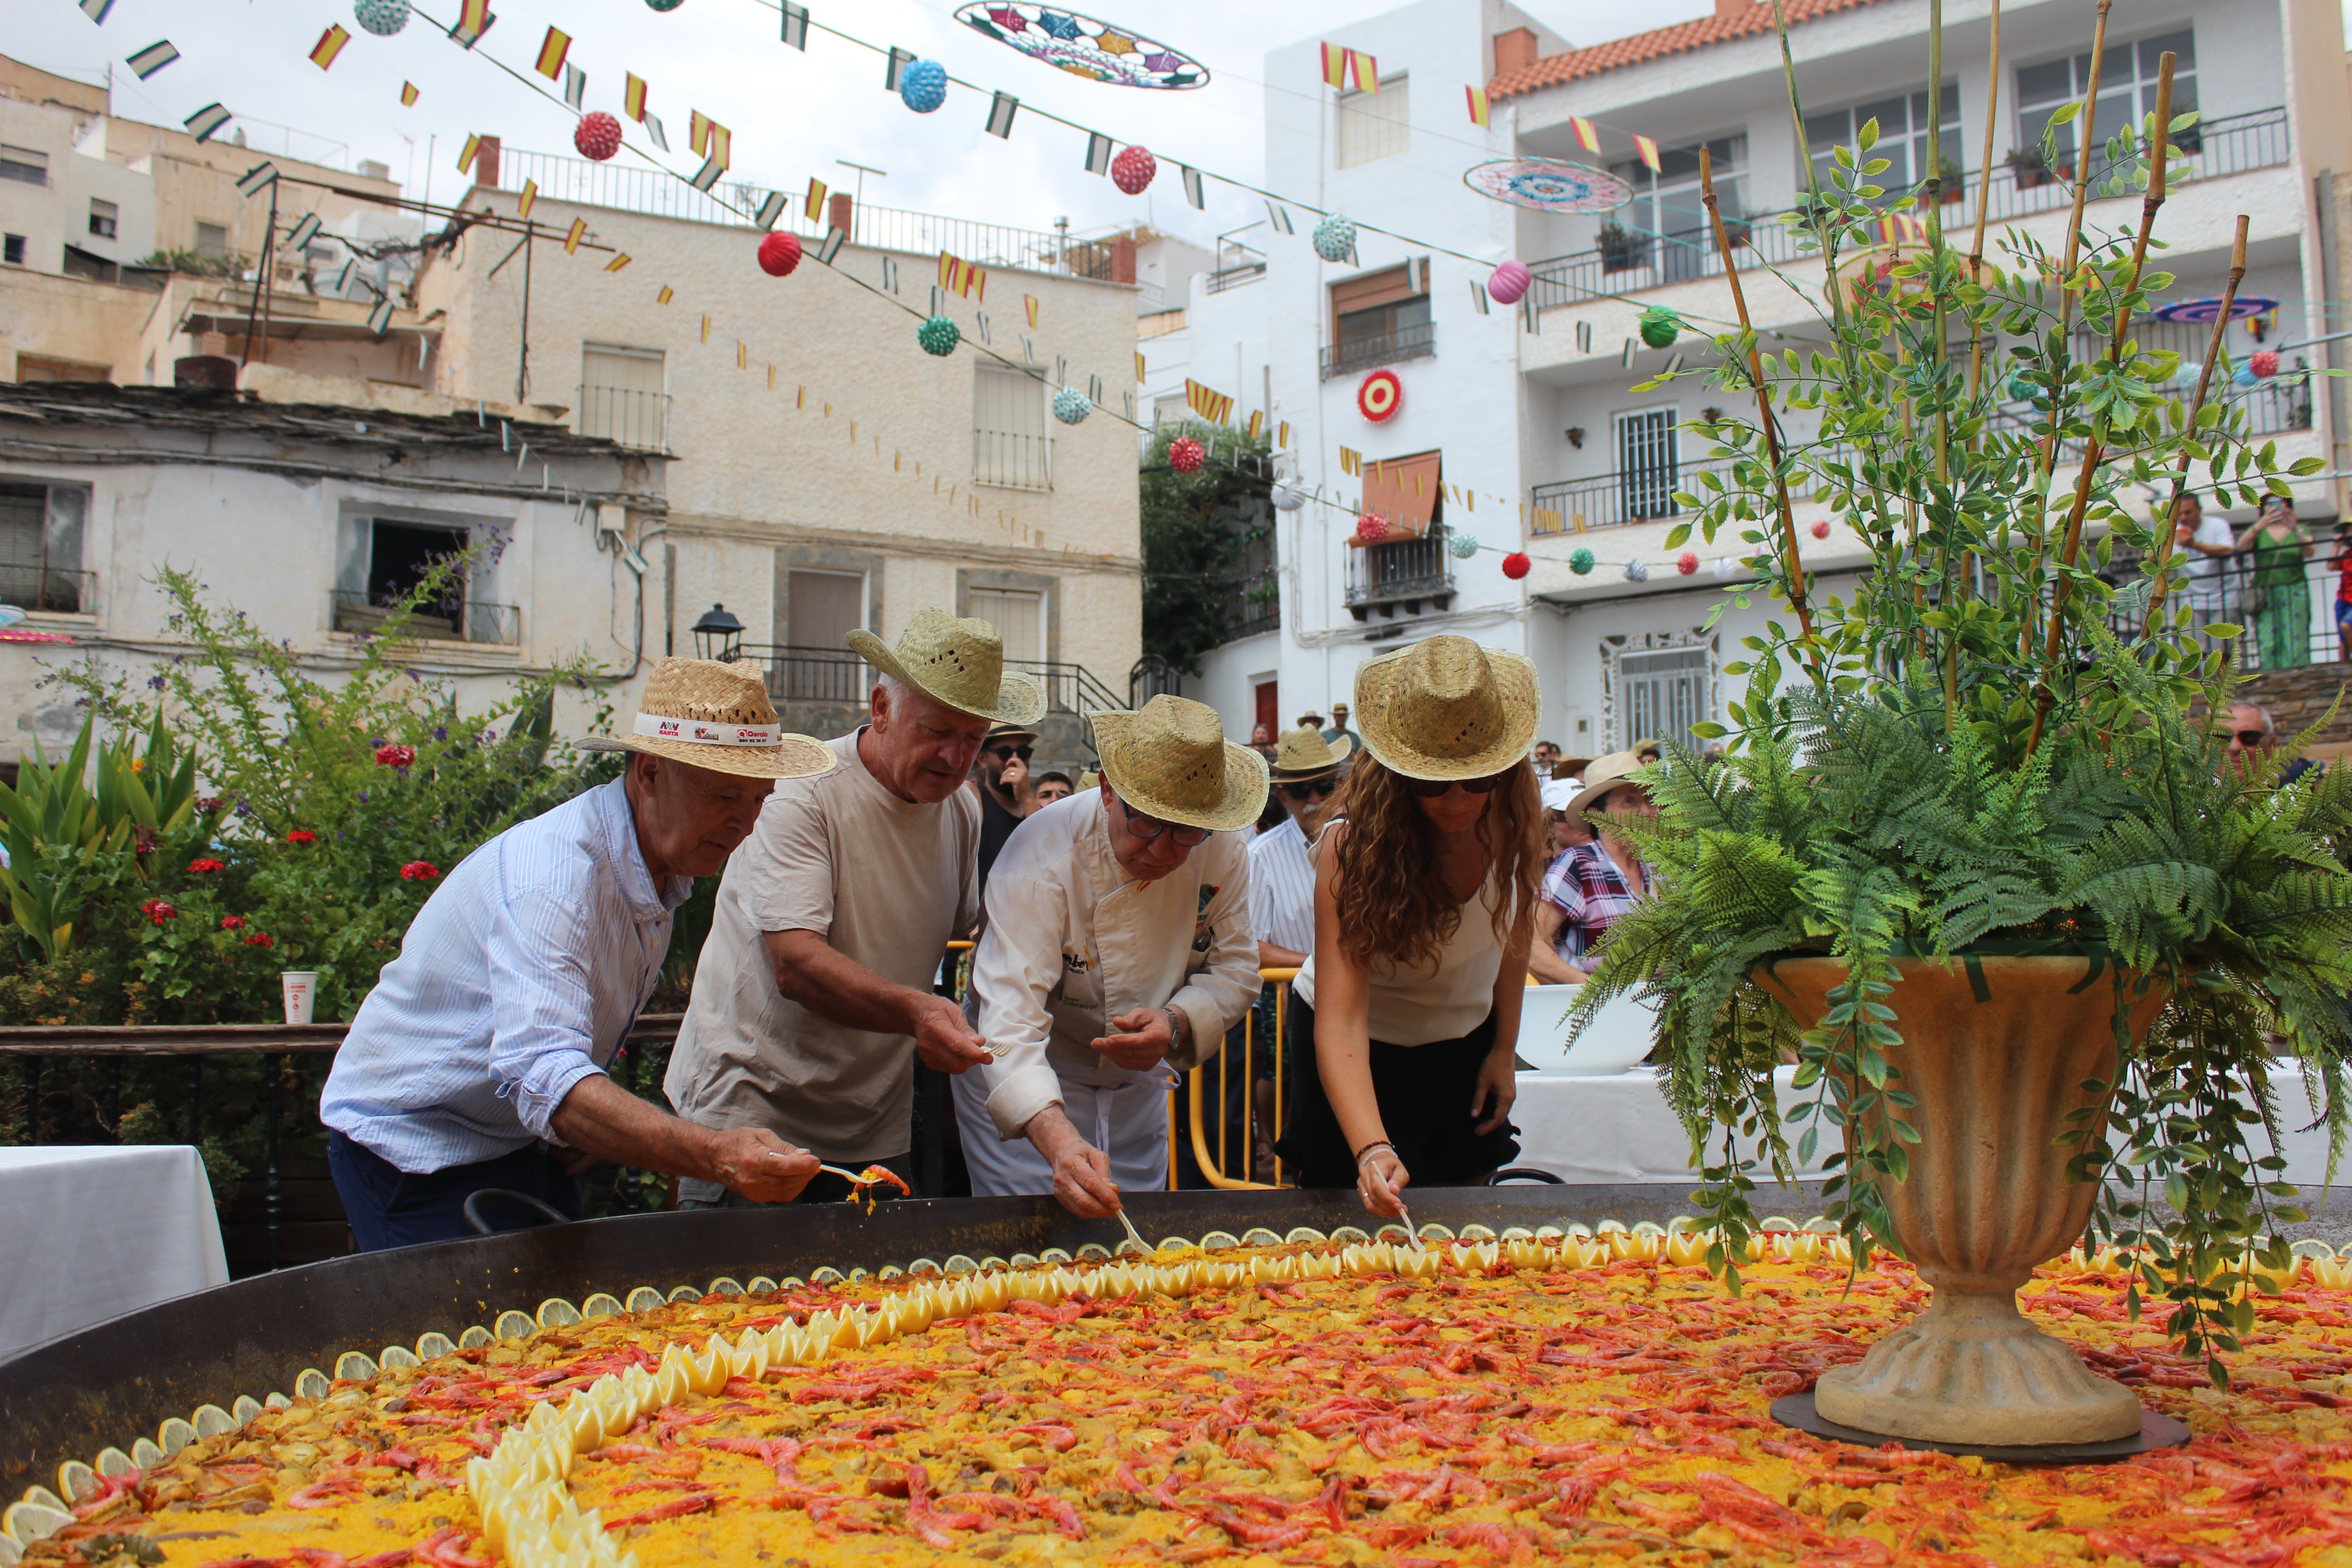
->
[846,608,1048,726]
[579,657,836,780]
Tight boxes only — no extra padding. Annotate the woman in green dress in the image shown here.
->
[2243,496,2315,670]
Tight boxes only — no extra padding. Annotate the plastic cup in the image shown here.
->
[281,971,319,1025]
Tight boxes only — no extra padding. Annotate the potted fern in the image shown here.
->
[1573,1,2350,1449]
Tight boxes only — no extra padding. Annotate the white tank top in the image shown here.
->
[1295,883,1507,1046]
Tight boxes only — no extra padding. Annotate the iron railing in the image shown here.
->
[1345,525,1455,610]
[0,565,93,614]
[738,646,1123,715]
[1206,260,1267,294]
[574,383,671,451]
[331,590,522,646]
[1321,322,1436,381]
[1231,566,1281,640]
[2105,539,2351,671]
[974,429,1052,491]
[1129,653,1182,706]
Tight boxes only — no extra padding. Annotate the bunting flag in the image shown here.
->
[1351,51,1380,92]
[286,213,321,250]
[1180,166,1205,210]
[1320,43,1347,89]
[624,73,649,121]
[1570,117,1600,155]
[780,2,809,48]
[564,217,586,254]
[516,179,538,219]
[642,113,668,152]
[368,296,394,336]
[81,0,116,19]
[604,253,631,272]
[125,40,178,79]
[804,177,828,220]
[1465,85,1490,127]
[449,0,495,49]
[1084,133,1113,176]
[657,284,674,304]
[1185,379,1234,424]
[235,160,277,195]
[400,82,420,107]
[754,190,786,228]
[816,226,846,264]
[1339,447,1362,476]
[1576,319,1592,352]
[690,156,724,191]
[563,64,586,111]
[1877,212,1926,245]
[1278,421,1291,451]
[737,342,748,369]
[1246,410,1264,440]
[1135,352,1146,382]
[986,91,1019,139]
[457,134,482,174]
[690,113,730,170]
[885,47,914,91]
[533,25,571,80]
[700,315,711,343]
[1023,294,1039,330]
[1266,201,1294,235]
[309,26,350,70]
[880,255,898,292]
[1469,277,1490,315]
[1633,133,1661,172]
[938,251,985,300]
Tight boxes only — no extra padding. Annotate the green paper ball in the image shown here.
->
[354,0,410,36]
[646,0,685,11]
[1312,214,1356,264]
[916,315,960,357]
[1052,387,1090,425]
[1569,548,1596,575]
[1447,531,1479,560]
[1638,307,1681,350]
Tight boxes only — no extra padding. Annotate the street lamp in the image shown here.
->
[691,603,744,662]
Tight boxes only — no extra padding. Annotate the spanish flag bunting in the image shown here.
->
[1246,410,1264,440]
[700,315,711,343]
[1340,447,1362,476]
[449,0,494,49]
[657,284,674,304]
[1135,352,1147,382]
[1023,294,1039,330]
[1633,133,1661,171]
[1184,378,1233,425]
[1351,51,1379,92]
[624,73,649,122]
[604,253,631,272]
[737,342,748,369]
[533,25,570,80]
[400,82,420,107]
[516,179,538,219]
[457,133,482,174]
[1570,116,1600,154]
[309,24,350,69]
[805,176,828,220]
[564,217,585,254]
[1320,42,1347,89]
[1278,421,1290,450]
[1465,85,1490,127]
[770,365,778,389]
[690,112,730,170]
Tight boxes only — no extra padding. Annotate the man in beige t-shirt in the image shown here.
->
[665,610,1047,1200]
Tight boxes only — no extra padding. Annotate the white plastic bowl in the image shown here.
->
[1517,983,1658,1076]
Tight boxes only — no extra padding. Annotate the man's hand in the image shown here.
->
[911,991,993,1073]
[1093,1007,1175,1072]
[705,1127,821,1204]
[1024,1105,1123,1218]
[552,1145,598,1176]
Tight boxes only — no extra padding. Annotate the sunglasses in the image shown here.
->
[989,745,1034,762]
[1120,805,1211,848]
[1409,771,1508,799]
[1279,777,1339,802]
[2233,729,2273,748]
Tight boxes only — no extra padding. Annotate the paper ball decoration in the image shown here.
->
[916,315,961,356]
[1357,368,1402,423]
[1676,550,1700,576]
[1501,551,1533,580]
[354,0,411,36]
[1355,513,1390,544]
[1447,530,1480,559]
[1809,519,1832,540]
[1272,486,1307,512]
[2173,361,2203,389]
[1313,214,1356,264]
[1569,548,1596,575]
[2231,363,2259,388]
[1623,559,1651,583]
[1052,387,1091,425]
[1712,556,1741,581]
[646,0,685,10]
[2251,349,2281,379]
[1638,307,1681,350]
[573,111,622,162]
[1168,436,1205,474]
[1488,260,1531,305]
[900,59,948,113]
[756,231,803,278]
[1111,145,1157,196]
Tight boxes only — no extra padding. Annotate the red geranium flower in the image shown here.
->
[219,914,245,930]
[286,830,318,845]
[140,899,176,924]
[400,860,441,881]
[243,931,275,948]
[187,858,226,874]
[375,744,416,768]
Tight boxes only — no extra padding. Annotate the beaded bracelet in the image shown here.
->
[1354,1140,1396,1168]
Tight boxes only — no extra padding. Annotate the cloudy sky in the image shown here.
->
[11,0,1721,249]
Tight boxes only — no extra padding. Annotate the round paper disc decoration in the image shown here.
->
[1447,530,1480,559]
[1488,260,1530,305]
[756,231,803,278]
[1568,548,1595,575]
[917,315,961,356]
[1501,551,1533,580]
[1111,145,1156,195]
[2251,349,2281,378]
[1354,513,1390,544]
[1272,485,1306,512]
[1810,519,1832,540]
[1052,387,1091,425]
[1312,214,1356,264]
[2151,295,2278,324]
[354,0,411,37]
[900,59,949,113]
[952,5,1209,89]
[1464,158,1632,215]
[1676,550,1700,576]
[1167,436,1205,474]
[1357,368,1402,423]
[573,111,622,162]
[1638,307,1682,350]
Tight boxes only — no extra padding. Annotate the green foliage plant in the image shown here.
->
[1139,418,1274,676]
[0,710,196,960]
[1569,0,2349,1382]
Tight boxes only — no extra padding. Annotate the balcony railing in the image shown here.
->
[0,564,93,614]
[736,647,1123,715]
[575,383,671,451]
[1527,108,2289,311]
[1345,525,1455,617]
[1206,260,1267,294]
[1231,566,1281,641]
[975,429,1052,492]
[2104,539,2350,672]
[1532,457,1733,534]
[1321,322,1436,381]
[331,590,522,646]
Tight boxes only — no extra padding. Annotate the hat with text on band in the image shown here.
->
[1267,724,1352,782]
[1569,749,1654,819]
[579,657,837,779]
[1353,634,1540,782]
[1088,694,1270,832]
[846,608,1047,726]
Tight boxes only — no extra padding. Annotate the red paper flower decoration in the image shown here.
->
[1111,145,1157,196]
[1677,550,1700,576]
[1809,519,1832,540]
[2251,349,2281,379]
[401,861,441,881]
[1167,436,1205,474]
[375,743,416,768]
[1357,368,1402,423]
[573,112,622,163]
[188,858,226,874]
[1355,513,1390,544]
[1501,552,1533,580]
[141,899,176,924]
[286,829,318,845]
[757,231,803,278]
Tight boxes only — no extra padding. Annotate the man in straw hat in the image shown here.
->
[321,658,836,1250]
[665,609,1043,1204]
[957,696,1268,1215]
[970,718,1042,895]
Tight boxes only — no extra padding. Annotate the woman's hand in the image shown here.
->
[1356,1145,1410,1218]
[1471,1046,1519,1135]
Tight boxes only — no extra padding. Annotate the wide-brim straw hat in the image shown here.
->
[1353,634,1541,782]
[1267,725,1353,781]
[1088,695,1269,832]
[580,657,836,780]
[1569,749,1654,819]
[1552,756,1592,782]
[985,719,1041,746]
[845,608,1046,726]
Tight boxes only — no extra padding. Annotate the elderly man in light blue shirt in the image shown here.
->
[321,659,835,1250]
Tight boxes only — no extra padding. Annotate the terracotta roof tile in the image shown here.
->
[1490,0,1888,101]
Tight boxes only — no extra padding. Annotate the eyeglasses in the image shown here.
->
[2233,729,2273,748]
[1279,777,1338,801]
[1408,771,1507,799]
[1119,805,1211,848]
[989,744,1034,762]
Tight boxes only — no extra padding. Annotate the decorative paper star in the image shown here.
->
[1036,11,1081,39]
[988,7,1026,31]
[1143,51,1179,72]
[1095,29,1137,54]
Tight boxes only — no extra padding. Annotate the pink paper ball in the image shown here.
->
[756,231,803,278]
[1677,550,1700,576]
[1355,513,1390,544]
[573,112,622,162]
[1810,519,1832,540]
[1168,436,1204,474]
[1488,260,1531,305]
[1111,145,1157,196]
[2251,349,2281,378]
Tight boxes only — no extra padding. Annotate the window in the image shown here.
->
[0,481,87,613]
[17,356,110,383]
[1326,261,1432,379]
[973,364,1051,490]
[2,235,23,266]
[194,221,230,259]
[333,517,514,644]
[1808,83,1961,196]
[967,587,1044,667]
[0,146,47,186]
[778,569,865,701]
[1336,75,1410,169]
[577,344,667,450]
[1615,408,1679,521]
[1610,135,1745,284]
[88,199,117,240]
[1618,647,1711,754]
[2016,29,2196,171]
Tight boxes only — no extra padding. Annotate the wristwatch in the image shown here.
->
[1161,1005,1190,1054]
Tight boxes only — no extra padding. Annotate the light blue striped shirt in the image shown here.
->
[321,778,691,1174]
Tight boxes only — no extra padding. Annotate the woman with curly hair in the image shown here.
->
[1274,636,1547,1217]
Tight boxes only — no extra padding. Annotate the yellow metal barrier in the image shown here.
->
[1175,967,1298,1190]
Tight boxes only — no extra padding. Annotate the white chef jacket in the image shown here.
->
[966,790,1260,1141]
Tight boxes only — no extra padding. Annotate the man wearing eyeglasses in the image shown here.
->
[957,696,1267,1217]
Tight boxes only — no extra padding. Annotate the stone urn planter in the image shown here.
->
[1754,954,2172,1446]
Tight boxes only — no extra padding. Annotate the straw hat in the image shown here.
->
[1551,756,1592,782]
[1267,725,1352,781]
[1352,635,1540,782]
[1088,695,1269,832]
[580,657,836,779]
[985,719,1041,748]
[1569,749,1654,819]
[846,608,1046,726]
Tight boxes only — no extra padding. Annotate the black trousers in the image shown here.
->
[1273,995,1520,1189]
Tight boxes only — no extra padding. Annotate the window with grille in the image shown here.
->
[578,344,667,450]
[1615,408,1679,522]
[1336,75,1410,170]
[0,146,48,186]
[782,570,866,701]
[1618,647,1710,754]
[968,588,1044,667]
[2016,29,2196,169]
[0,480,87,613]
[2,236,24,267]
[1807,83,1960,196]
[88,199,117,240]
[973,365,1051,491]
[1610,134,1745,282]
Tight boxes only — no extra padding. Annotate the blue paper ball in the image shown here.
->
[353,0,410,34]
[1622,559,1650,583]
[900,60,948,113]
[916,315,960,357]
[1447,530,1480,560]
[2231,362,2259,388]
[1312,213,1356,264]
[1569,548,1596,575]
[1052,387,1091,425]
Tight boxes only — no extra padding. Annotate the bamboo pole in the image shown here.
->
[2142,215,2250,636]
[1964,0,2003,401]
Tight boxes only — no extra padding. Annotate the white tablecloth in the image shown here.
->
[0,1145,229,1359]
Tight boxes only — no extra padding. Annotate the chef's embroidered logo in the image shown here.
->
[1063,951,1092,974]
